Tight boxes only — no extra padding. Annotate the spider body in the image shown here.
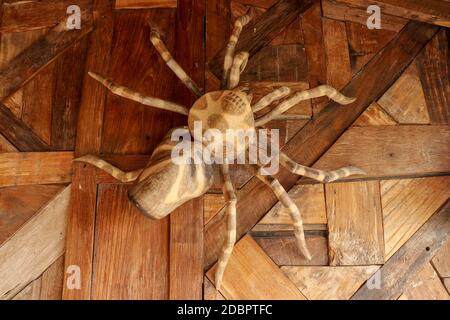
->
[77,11,365,290]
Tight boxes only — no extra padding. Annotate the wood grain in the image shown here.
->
[353,101,397,126]
[333,0,450,27]
[115,0,177,9]
[326,181,385,265]
[315,125,450,179]
[40,255,65,300]
[0,104,50,151]
[0,134,16,152]
[0,186,70,300]
[0,10,93,102]
[63,0,114,300]
[92,184,169,299]
[0,184,65,244]
[283,265,380,299]
[206,235,306,299]
[205,21,439,270]
[432,239,450,278]
[0,152,73,187]
[378,63,430,124]
[416,29,450,124]
[208,0,314,78]
[1,0,92,32]
[401,263,449,300]
[381,176,450,259]
[352,200,450,300]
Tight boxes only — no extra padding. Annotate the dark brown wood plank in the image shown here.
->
[416,29,450,124]
[0,104,50,151]
[1,0,91,33]
[204,21,439,270]
[51,38,88,150]
[352,200,450,300]
[169,0,205,300]
[334,0,450,27]
[115,0,177,9]
[208,0,314,78]
[62,0,113,300]
[0,8,92,102]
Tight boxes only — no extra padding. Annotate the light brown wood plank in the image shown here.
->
[283,265,379,300]
[382,176,450,259]
[12,278,42,300]
[326,181,384,265]
[206,235,306,299]
[0,152,73,187]
[352,200,450,300]
[92,184,169,299]
[432,238,450,278]
[0,186,70,300]
[0,134,16,152]
[259,184,327,225]
[40,255,64,300]
[378,63,430,124]
[204,193,225,226]
[353,101,397,127]
[315,125,450,179]
[401,263,450,300]
[115,0,177,9]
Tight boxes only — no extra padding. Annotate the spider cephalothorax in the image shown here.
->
[77,11,365,290]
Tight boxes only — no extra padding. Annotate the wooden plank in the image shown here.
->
[92,184,169,299]
[0,134,17,152]
[352,200,450,300]
[259,184,327,225]
[100,10,177,154]
[204,22,439,270]
[322,18,352,90]
[432,239,450,278]
[0,152,73,187]
[40,255,64,300]
[1,0,91,33]
[315,125,450,179]
[333,0,450,28]
[326,181,385,265]
[0,184,65,244]
[63,0,114,300]
[22,63,55,145]
[208,0,314,77]
[0,186,70,300]
[378,63,430,124]
[206,235,306,299]
[253,234,329,266]
[302,1,328,114]
[0,10,93,102]
[416,29,450,124]
[51,38,88,150]
[12,278,42,300]
[353,101,397,126]
[115,0,177,9]
[322,0,407,32]
[0,104,50,151]
[203,276,226,300]
[382,176,450,259]
[283,266,379,300]
[240,45,308,82]
[400,263,450,300]
[204,193,225,225]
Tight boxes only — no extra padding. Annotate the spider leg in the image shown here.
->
[228,51,249,89]
[255,165,311,260]
[150,28,203,97]
[215,162,237,290]
[221,10,254,89]
[279,152,366,183]
[252,86,291,113]
[88,72,189,116]
[255,85,356,126]
[74,155,143,183]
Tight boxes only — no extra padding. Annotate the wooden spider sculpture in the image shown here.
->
[76,12,365,289]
